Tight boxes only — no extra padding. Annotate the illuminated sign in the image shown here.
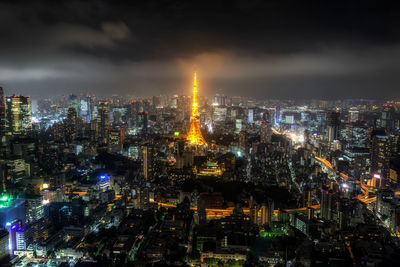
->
[99,174,110,182]
[174,132,180,136]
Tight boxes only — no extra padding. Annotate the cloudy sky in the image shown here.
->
[1,0,400,99]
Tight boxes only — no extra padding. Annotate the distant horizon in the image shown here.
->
[1,90,396,103]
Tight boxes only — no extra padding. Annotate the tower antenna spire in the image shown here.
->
[186,71,207,145]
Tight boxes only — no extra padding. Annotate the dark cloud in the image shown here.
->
[0,0,400,99]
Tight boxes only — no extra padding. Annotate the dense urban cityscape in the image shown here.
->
[2,1,400,266]
[1,70,400,266]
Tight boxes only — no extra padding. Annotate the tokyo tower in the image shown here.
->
[186,72,207,146]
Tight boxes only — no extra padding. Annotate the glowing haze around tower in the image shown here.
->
[186,72,207,145]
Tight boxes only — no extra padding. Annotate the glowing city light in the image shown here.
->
[99,174,110,181]
[186,72,207,146]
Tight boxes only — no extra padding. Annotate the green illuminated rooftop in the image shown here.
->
[0,194,13,209]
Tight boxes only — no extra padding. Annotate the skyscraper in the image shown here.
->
[0,88,5,139]
[80,95,93,123]
[0,88,6,157]
[97,101,110,144]
[5,95,32,136]
[260,120,272,144]
[68,94,79,114]
[187,72,207,146]
[137,111,148,135]
[326,111,340,142]
[65,107,77,141]
[213,94,227,106]
[142,145,154,180]
[0,229,9,261]
[370,129,391,186]
[320,189,338,220]
[381,104,394,132]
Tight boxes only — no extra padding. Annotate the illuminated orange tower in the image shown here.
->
[187,72,207,145]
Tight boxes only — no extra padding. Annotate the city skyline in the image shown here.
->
[2,2,400,266]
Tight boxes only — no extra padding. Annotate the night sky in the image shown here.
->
[1,0,400,99]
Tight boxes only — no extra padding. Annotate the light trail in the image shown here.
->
[315,156,333,169]
[271,128,282,135]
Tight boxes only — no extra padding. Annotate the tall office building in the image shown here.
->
[5,95,32,136]
[97,101,110,144]
[65,107,77,141]
[370,129,391,186]
[248,109,254,124]
[376,189,394,216]
[381,104,395,132]
[213,94,227,106]
[326,111,340,142]
[142,145,154,180]
[213,107,227,123]
[137,112,148,135]
[80,95,93,123]
[25,195,45,224]
[68,94,79,114]
[0,88,5,138]
[260,120,272,143]
[349,107,359,123]
[260,200,274,226]
[8,219,33,252]
[0,88,6,157]
[320,189,338,220]
[0,229,9,261]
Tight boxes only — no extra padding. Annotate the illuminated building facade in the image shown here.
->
[0,230,9,260]
[197,162,223,177]
[142,145,154,180]
[65,107,77,141]
[370,129,391,185]
[8,219,33,252]
[213,94,227,106]
[0,88,5,149]
[186,72,207,146]
[25,195,45,224]
[380,104,394,132]
[98,174,110,192]
[5,95,32,136]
